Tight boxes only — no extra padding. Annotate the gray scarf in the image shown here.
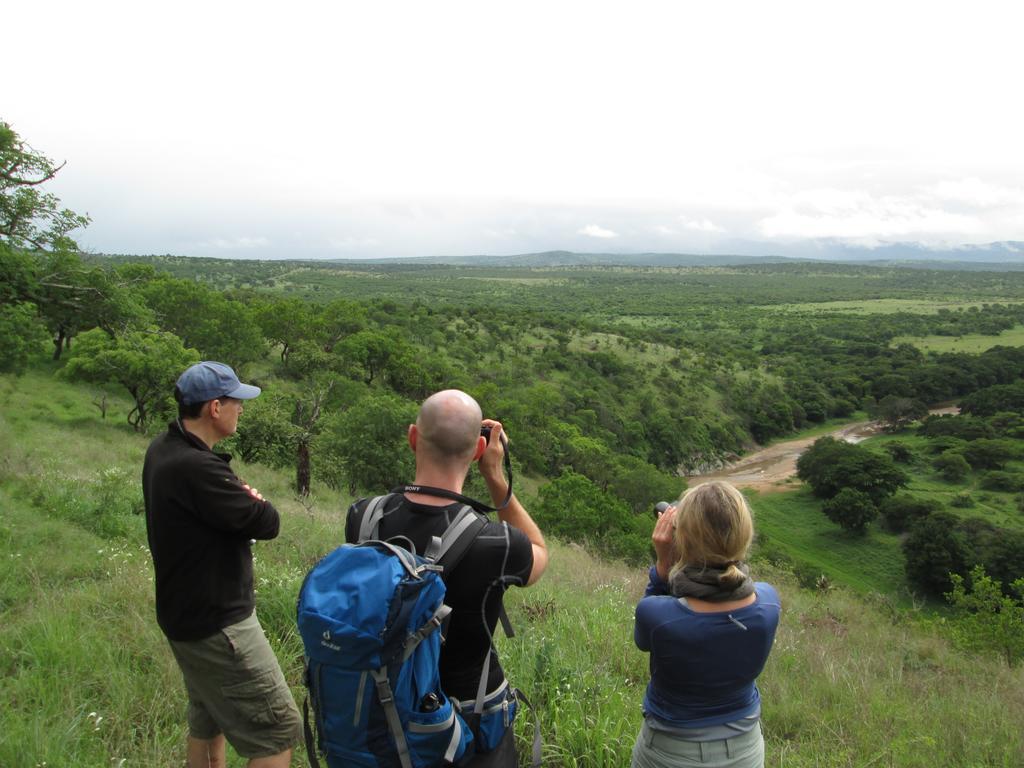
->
[669,562,755,602]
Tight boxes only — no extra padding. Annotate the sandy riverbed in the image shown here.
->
[686,407,958,493]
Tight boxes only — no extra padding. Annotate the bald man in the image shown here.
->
[345,390,548,767]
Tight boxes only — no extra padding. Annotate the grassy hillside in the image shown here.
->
[2,370,1023,766]
[892,324,1024,353]
[752,489,909,598]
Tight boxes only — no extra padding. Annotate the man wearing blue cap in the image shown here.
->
[142,361,301,767]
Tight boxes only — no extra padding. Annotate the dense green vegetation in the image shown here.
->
[3,117,1024,764]
[2,371,1022,767]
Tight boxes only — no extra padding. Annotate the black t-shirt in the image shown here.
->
[345,495,533,699]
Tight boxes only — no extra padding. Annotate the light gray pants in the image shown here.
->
[631,720,764,768]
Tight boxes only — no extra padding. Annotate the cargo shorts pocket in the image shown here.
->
[222,669,291,727]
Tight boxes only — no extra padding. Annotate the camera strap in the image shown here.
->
[392,443,513,513]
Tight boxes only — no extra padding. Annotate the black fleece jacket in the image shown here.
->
[142,421,280,641]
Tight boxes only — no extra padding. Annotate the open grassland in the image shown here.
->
[867,434,1024,530]
[761,298,1024,314]
[2,372,1024,766]
[749,489,910,598]
[891,323,1024,353]
[568,332,680,369]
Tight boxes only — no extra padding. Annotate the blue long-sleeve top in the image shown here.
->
[634,566,781,729]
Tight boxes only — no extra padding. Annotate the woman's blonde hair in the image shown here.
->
[669,481,754,589]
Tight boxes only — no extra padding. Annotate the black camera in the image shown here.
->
[481,424,509,447]
[653,501,671,519]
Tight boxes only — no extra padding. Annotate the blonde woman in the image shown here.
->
[631,482,780,768]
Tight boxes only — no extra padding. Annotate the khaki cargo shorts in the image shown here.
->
[168,612,302,758]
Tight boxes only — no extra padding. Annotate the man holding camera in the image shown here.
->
[345,389,549,767]
[143,361,302,767]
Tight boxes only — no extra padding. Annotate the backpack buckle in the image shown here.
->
[375,678,394,705]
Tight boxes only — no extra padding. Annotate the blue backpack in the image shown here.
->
[297,497,488,768]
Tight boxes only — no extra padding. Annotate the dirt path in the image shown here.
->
[686,407,958,493]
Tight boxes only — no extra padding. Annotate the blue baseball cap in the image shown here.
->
[175,361,261,405]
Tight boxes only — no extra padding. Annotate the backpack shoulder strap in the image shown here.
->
[353,494,394,543]
[427,504,488,577]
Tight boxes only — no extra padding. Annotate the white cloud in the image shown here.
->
[759,198,985,242]
[483,227,519,239]
[925,178,1024,208]
[6,3,1024,257]
[329,236,381,251]
[578,224,618,239]
[196,236,270,250]
[681,218,724,233]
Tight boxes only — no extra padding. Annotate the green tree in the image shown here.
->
[1,124,145,365]
[257,297,318,365]
[0,302,48,373]
[903,512,968,598]
[946,565,1024,667]
[62,329,198,430]
[318,298,367,351]
[140,277,264,370]
[564,431,616,490]
[797,436,908,504]
[534,470,650,564]
[338,329,410,386]
[0,241,39,303]
[291,376,334,496]
[228,391,301,470]
[608,455,686,515]
[38,251,151,359]
[871,395,929,431]
[1,120,90,250]
[821,487,878,534]
[315,393,417,494]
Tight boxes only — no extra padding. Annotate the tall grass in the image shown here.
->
[2,370,1023,766]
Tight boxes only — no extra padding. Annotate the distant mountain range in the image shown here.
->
[399,250,790,267]
[98,240,1024,270]
[369,240,1024,270]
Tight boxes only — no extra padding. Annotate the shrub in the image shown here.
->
[918,414,995,441]
[884,441,916,463]
[960,439,1020,471]
[903,512,968,597]
[988,411,1024,439]
[821,488,878,534]
[946,565,1024,667]
[924,436,968,455]
[880,494,937,533]
[950,491,975,508]
[934,451,970,482]
[29,468,143,539]
[960,381,1024,418]
[979,471,1024,493]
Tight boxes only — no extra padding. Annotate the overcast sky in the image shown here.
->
[7,1,1024,259]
